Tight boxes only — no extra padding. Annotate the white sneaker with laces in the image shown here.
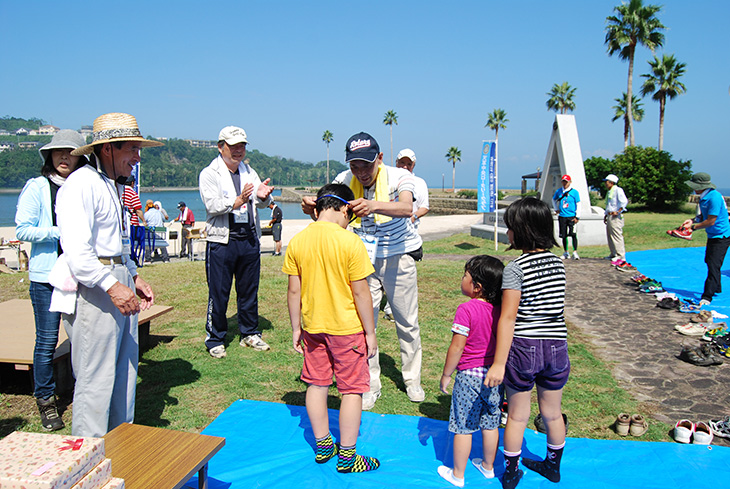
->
[699,299,712,307]
[209,345,226,359]
[240,335,271,351]
[406,384,425,402]
[362,391,381,411]
[572,251,580,260]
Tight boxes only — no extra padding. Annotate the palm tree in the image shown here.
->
[640,54,687,151]
[322,130,333,182]
[485,109,509,142]
[611,93,645,149]
[445,146,461,192]
[546,82,577,114]
[605,0,665,146]
[383,110,398,165]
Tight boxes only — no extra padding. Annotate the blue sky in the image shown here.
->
[1,0,728,189]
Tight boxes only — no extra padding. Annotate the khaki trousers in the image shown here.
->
[606,214,626,260]
[366,253,422,394]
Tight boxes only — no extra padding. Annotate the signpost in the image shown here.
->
[477,141,498,250]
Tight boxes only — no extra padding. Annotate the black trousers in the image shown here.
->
[702,236,730,301]
[204,237,261,348]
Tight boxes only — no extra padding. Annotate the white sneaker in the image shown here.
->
[362,391,381,411]
[572,251,580,260]
[406,384,425,402]
[240,335,271,351]
[437,466,464,487]
[208,345,226,359]
[561,252,570,260]
[471,458,496,479]
[693,422,714,445]
[699,299,712,307]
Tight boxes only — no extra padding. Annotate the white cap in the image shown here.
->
[396,148,416,163]
[218,126,248,145]
[604,174,619,183]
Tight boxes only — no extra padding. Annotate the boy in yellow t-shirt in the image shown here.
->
[283,183,380,473]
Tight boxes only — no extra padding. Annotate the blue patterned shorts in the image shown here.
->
[448,369,502,434]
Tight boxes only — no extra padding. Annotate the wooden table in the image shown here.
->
[0,299,173,367]
[104,423,225,489]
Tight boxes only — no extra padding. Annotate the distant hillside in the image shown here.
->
[0,123,346,188]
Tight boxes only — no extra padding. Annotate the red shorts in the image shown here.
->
[301,330,370,394]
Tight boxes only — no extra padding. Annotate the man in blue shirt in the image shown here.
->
[682,172,730,306]
[552,174,580,260]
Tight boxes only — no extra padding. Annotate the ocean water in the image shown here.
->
[1,188,310,228]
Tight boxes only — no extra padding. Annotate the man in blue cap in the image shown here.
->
[302,132,425,410]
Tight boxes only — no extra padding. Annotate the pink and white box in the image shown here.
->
[70,459,112,489]
[0,431,105,489]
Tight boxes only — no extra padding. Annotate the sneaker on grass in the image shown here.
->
[362,391,381,411]
[240,334,271,351]
[209,345,226,359]
[37,396,65,432]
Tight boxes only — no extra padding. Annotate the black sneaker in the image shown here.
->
[534,413,569,434]
[37,396,65,431]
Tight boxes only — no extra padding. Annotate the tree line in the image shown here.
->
[0,134,346,189]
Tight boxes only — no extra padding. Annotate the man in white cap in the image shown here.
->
[302,132,425,410]
[603,174,628,265]
[57,112,159,437]
[199,126,274,358]
[396,149,430,227]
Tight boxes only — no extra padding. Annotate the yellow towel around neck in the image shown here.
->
[348,164,393,227]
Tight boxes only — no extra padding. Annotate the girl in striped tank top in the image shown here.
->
[485,198,569,489]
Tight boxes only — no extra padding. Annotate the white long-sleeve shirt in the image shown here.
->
[605,185,628,215]
[56,164,136,291]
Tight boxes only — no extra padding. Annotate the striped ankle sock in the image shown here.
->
[337,445,380,473]
[315,433,338,463]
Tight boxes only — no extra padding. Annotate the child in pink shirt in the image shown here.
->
[438,255,504,487]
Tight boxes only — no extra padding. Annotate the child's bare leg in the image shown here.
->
[503,389,531,452]
[339,393,363,447]
[337,393,380,473]
[452,433,471,479]
[522,386,565,482]
[307,384,339,464]
[536,386,565,446]
[306,384,330,438]
[480,428,499,470]
[503,388,531,489]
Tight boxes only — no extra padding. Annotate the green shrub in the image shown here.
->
[457,189,478,199]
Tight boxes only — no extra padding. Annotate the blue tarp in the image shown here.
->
[627,247,730,316]
[185,399,729,489]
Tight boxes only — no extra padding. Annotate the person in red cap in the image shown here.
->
[551,175,580,260]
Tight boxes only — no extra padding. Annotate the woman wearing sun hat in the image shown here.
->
[15,129,88,431]
[681,172,730,306]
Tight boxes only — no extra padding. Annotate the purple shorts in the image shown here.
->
[504,337,570,392]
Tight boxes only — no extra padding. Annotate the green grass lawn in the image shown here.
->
[0,209,704,441]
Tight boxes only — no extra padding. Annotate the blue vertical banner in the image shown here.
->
[131,164,140,194]
[477,141,497,213]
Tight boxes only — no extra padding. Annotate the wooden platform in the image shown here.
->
[0,299,173,368]
[104,423,225,489]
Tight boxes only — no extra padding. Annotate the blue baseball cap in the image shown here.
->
[345,132,380,163]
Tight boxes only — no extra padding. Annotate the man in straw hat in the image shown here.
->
[56,112,161,436]
[199,125,274,359]
[681,172,730,306]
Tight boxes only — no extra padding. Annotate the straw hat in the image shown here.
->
[71,112,164,156]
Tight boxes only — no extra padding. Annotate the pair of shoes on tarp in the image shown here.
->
[657,297,680,310]
[615,413,648,436]
[533,413,569,435]
[679,343,724,366]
